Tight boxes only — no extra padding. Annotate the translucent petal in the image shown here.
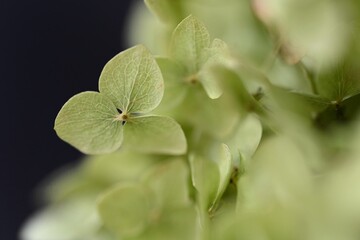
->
[170,15,210,73]
[99,45,164,113]
[54,92,123,154]
[124,115,187,155]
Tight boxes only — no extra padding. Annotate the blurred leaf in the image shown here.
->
[97,184,151,237]
[99,45,164,114]
[124,115,187,155]
[97,159,196,240]
[187,0,273,64]
[127,2,172,55]
[238,135,312,210]
[211,206,306,240]
[266,58,310,91]
[54,92,123,154]
[143,159,191,209]
[43,153,160,203]
[42,166,102,203]
[20,198,100,240]
[189,154,219,210]
[137,206,198,240]
[321,144,360,236]
[211,65,264,114]
[82,152,160,184]
[270,87,330,126]
[265,0,351,66]
[225,114,262,164]
[179,87,239,138]
[144,0,185,26]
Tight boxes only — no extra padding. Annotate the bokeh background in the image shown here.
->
[1,1,135,239]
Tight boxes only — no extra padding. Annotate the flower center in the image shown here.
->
[185,74,198,85]
[116,109,129,125]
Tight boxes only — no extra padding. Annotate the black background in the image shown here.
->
[1,1,136,239]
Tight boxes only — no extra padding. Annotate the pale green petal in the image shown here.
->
[323,138,360,227]
[140,206,198,240]
[155,57,188,111]
[124,115,187,155]
[54,92,123,154]
[211,144,232,208]
[198,67,223,99]
[211,66,263,114]
[144,0,185,26]
[20,198,100,240]
[198,39,229,99]
[210,38,228,52]
[82,152,160,184]
[226,114,262,164]
[188,145,232,212]
[142,159,191,209]
[198,38,228,99]
[170,15,211,73]
[189,154,219,210]
[97,184,151,238]
[99,45,164,113]
[238,136,313,210]
[42,166,101,203]
[126,2,171,55]
[179,88,239,139]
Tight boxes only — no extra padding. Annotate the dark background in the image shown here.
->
[1,1,137,239]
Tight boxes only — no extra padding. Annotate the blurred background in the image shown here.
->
[1,0,135,239]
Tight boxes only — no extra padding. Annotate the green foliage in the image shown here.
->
[97,184,151,237]
[22,0,360,240]
[97,159,196,240]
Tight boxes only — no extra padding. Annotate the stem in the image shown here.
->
[194,202,210,240]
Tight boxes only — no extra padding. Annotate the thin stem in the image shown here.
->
[193,202,210,240]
